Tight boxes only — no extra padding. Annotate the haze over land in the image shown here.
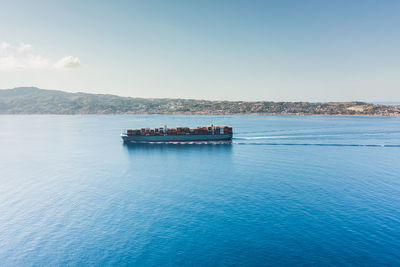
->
[1,87,399,116]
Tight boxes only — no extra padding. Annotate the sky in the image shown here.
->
[0,0,399,101]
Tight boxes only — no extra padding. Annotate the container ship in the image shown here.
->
[121,125,233,142]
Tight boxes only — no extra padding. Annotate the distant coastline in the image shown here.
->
[373,102,400,106]
[1,87,399,116]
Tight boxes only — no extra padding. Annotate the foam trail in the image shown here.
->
[234,142,400,147]
[235,134,343,140]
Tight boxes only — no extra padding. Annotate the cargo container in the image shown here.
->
[121,125,233,142]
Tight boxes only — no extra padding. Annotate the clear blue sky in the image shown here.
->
[0,0,399,101]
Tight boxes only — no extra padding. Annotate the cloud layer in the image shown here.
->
[0,42,81,71]
[55,56,81,69]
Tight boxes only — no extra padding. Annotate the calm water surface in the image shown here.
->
[0,115,399,266]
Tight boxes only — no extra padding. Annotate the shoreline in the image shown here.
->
[1,113,399,117]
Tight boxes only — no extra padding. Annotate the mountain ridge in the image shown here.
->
[0,87,399,116]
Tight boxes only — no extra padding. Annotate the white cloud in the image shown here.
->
[18,43,33,53]
[54,55,81,69]
[0,42,81,71]
[0,42,10,49]
[25,54,50,69]
[0,42,11,53]
[0,54,50,70]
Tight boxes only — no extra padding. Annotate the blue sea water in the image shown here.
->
[0,115,399,266]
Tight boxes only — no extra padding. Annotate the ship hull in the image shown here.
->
[121,133,232,143]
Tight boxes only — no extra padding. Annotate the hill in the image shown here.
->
[0,87,399,116]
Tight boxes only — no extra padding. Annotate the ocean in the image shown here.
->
[0,115,399,266]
